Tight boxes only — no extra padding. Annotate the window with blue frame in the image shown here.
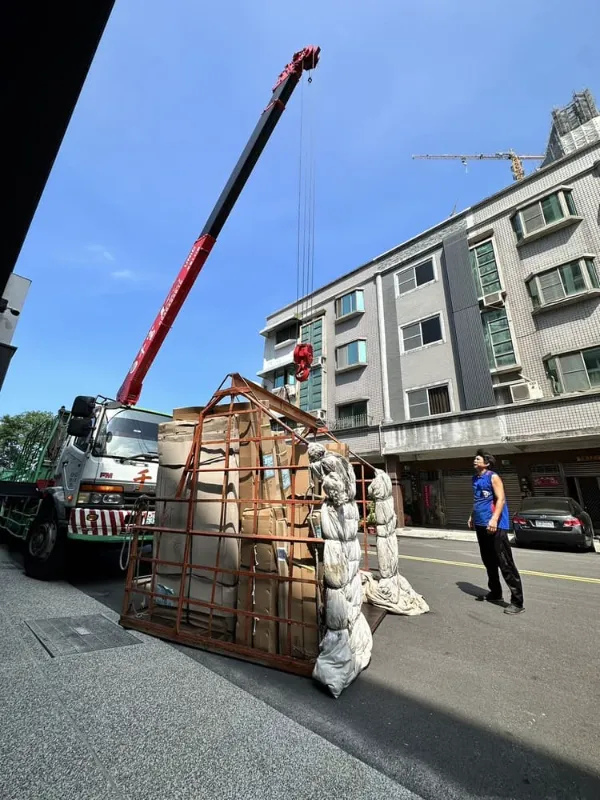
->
[335,290,365,319]
[272,366,296,389]
[335,339,367,370]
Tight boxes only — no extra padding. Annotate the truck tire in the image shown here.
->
[24,506,67,581]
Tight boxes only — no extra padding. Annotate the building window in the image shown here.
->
[511,189,577,241]
[546,346,600,394]
[401,314,443,352]
[396,259,435,296]
[299,366,322,412]
[470,241,502,298]
[335,289,364,320]
[272,366,296,389]
[482,308,517,369]
[275,321,299,346]
[300,318,323,358]
[527,258,599,309]
[334,401,369,430]
[407,385,451,419]
[335,339,367,370]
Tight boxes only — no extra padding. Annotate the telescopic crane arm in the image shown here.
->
[117,46,321,406]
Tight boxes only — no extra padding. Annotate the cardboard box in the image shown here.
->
[238,408,262,518]
[277,557,320,660]
[151,574,238,641]
[260,420,291,503]
[236,507,288,654]
[324,440,350,459]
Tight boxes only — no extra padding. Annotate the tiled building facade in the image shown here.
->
[259,142,600,530]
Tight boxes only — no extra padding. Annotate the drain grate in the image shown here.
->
[25,614,140,658]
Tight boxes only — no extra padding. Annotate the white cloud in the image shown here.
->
[86,244,115,262]
[111,269,136,280]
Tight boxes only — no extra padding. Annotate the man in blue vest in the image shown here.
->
[468,449,525,614]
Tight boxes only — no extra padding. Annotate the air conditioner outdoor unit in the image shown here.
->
[313,356,324,367]
[510,382,544,402]
[482,291,505,307]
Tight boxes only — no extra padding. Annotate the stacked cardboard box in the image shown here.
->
[235,506,286,654]
[153,415,240,640]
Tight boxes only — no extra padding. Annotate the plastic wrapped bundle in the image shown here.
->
[308,443,373,698]
[362,469,430,616]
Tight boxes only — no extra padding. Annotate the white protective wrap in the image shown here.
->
[308,443,372,698]
[362,469,430,616]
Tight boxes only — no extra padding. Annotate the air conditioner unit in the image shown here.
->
[482,291,505,307]
[510,382,544,402]
[313,356,325,367]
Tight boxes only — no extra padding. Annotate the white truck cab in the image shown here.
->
[25,395,170,579]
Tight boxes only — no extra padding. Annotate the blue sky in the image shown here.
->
[3,0,598,416]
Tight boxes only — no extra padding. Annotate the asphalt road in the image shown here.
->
[71,537,600,800]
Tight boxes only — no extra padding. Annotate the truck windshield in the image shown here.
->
[100,409,170,460]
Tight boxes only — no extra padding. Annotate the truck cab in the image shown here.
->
[24,395,170,579]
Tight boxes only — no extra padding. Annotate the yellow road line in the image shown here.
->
[371,552,600,584]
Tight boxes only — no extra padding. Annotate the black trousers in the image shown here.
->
[475,527,524,607]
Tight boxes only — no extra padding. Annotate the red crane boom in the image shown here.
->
[117,46,321,406]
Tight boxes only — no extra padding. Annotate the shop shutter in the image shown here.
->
[501,472,522,518]
[442,471,473,528]
[562,461,600,477]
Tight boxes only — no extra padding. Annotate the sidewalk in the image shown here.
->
[398,527,477,543]
[0,544,420,800]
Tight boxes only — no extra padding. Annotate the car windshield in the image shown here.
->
[100,409,170,460]
[520,497,572,514]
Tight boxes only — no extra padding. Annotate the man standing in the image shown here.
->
[468,449,525,615]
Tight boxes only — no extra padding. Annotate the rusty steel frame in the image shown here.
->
[119,374,380,676]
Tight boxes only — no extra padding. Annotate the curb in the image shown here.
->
[397,528,478,543]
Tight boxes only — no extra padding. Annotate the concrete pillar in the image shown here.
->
[385,454,404,528]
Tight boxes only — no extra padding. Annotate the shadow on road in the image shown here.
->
[63,553,600,800]
[455,580,486,598]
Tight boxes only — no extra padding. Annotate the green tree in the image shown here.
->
[0,410,55,472]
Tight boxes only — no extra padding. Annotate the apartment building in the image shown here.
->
[259,134,600,530]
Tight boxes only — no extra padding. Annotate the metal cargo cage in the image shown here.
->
[119,374,385,676]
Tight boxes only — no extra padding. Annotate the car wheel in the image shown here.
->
[23,507,67,581]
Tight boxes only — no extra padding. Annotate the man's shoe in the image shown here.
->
[476,593,503,604]
[504,604,525,615]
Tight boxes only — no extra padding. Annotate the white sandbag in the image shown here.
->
[321,501,360,542]
[376,521,395,538]
[323,541,347,589]
[309,442,372,697]
[324,540,360,589]
[377,530,399,579]
[375,496,395,526]
[325,587,352,630]
[362,571,430,616]
[325,574,362,630]
[364,468,430,617]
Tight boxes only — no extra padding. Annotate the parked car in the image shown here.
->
[513,497,596,552]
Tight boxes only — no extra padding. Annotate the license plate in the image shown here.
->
[535,520,554,529]
[144,511,155,525]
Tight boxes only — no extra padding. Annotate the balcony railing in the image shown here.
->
[328,414,373,431]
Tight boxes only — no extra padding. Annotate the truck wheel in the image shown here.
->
[24,508,67,581]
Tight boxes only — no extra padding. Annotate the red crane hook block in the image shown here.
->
[293,342,313,382]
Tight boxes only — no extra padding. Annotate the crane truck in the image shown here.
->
[0,45,320,580]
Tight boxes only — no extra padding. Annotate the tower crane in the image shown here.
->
[412,151,545,182]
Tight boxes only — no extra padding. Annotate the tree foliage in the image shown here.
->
[0,411,55,471]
